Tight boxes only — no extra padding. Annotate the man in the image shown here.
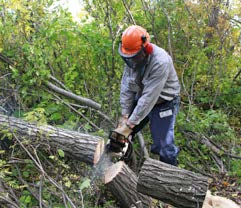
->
[114,25,180,166]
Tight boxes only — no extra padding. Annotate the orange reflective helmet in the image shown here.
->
[118,25,152,58]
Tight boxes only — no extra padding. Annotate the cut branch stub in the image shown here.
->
[137,158,210,208]
[105,161,151,208]
[0,114,104,165]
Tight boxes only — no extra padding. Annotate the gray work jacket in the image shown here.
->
[120,44,180,125]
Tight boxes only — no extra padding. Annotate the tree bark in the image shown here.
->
[105,161,151,208]
[0,114,104,165]
[137,158,210,208]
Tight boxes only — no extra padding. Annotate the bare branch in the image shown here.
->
[0,73,11,79]
[0,53,14,66]
[45,81,101,110]
[121,0,136,24]
[49,75,69,91]
[0,180,19,208]
[48,91,102,131]
[184,131,241,159]
[233,68,241,81]
[13,133,77,208]
[160,3,173,58]
[14,164,49,208]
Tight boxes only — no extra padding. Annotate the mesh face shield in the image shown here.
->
[118,44,147,69]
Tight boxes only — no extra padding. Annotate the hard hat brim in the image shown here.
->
[118,43,140,58]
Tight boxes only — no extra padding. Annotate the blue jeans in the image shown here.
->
[132,96,180,165]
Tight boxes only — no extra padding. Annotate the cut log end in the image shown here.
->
[104,161,125,184]
[104,161,151,208]
[93,139,105,165]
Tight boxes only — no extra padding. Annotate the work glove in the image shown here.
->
[114,122,133,138]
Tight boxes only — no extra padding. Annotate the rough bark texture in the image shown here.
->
[105,161,151,208]
[0,114,104,165]
[137,158,210,208]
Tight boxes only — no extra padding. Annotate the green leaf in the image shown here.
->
[23,171,29,178]
[20,195,31,204]
[0,150,5,154]
[25,195,31,204]
[50,112,62,121]
[65,180,71,188]
[49,155,55,160]
[57,149,65,158]
[79,178,91,191]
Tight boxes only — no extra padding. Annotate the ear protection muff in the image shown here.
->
[141,35,153,55]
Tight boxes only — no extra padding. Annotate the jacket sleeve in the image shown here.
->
[120,68,136,116]
[128,62,170,125]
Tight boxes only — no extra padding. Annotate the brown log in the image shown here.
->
[105,161,151,208]
[0,114,104,165]
[137,158,210,208]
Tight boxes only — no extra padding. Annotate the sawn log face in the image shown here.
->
[0,114,104,165]
[105,161,151,208]
[137,158,210,208]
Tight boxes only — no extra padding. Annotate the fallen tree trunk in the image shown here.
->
[137,158,210,208]
[0,114,104,165]
[105,161,151,208]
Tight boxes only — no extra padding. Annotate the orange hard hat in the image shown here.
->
[119,25,150,58]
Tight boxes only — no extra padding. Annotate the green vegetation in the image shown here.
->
[0,0,240,207]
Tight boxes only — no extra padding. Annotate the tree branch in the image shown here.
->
[0,53,14,66]
[45,81,101,110]
[121,0,136,24]
[183,131,241,159]
[160,2,173,58]
[48,90,102,131]
[233,68,241,81]
[49,75,69,91]
[13,133,77,208]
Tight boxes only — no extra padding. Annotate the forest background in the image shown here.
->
[0,0,240,207]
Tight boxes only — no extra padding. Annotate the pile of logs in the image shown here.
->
[105,159,210,208]
[0,113,239,208]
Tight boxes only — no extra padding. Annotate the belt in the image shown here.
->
[155,97,169,105]
[155,95,180,105]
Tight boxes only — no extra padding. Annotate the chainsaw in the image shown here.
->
[105,130,133,163]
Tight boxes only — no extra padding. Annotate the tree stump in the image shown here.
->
[0,114,104,165]
[137,158,210,208]
[105,161,151,208]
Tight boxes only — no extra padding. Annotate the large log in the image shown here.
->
[0,114,104,165]
[137,158,210,208]
[105,161,151,208]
